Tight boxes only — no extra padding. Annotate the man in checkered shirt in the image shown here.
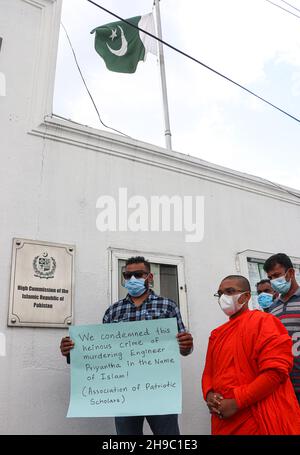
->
[61,256,193,435]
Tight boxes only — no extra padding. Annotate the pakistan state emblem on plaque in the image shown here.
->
[33,252,56,279]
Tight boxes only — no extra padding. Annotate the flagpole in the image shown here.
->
[154,0,172,150]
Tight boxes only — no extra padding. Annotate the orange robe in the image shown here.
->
[202,309,300,435]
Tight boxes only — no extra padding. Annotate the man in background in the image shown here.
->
[263,253,300,403]
[256,279,278,312]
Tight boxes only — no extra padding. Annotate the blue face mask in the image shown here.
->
[124,275,148,297]
[271,273,291,295]
[257,292,274,309]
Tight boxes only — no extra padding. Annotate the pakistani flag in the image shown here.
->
[91,13,157,73]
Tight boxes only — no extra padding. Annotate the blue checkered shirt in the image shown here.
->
[103,289,186,333]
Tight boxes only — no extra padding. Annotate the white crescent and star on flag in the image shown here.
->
[106,26,128,57]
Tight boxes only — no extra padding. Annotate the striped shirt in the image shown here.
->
[269,287,300,401]
[102,289,186,333]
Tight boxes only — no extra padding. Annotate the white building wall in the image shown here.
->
[0,0,300,434]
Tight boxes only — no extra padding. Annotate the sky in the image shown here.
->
[54,0,300,191]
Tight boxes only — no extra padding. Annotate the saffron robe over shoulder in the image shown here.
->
[202,309,300,435]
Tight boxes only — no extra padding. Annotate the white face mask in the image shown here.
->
[218,292,248,316]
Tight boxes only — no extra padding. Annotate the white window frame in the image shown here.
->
[108,247,189,329]
[236,249,300,309]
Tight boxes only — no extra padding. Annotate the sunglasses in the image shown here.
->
[122,270,149,280]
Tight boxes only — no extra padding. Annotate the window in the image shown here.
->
[109,248,189,328]
[236,250,300,309]
[247,258,269,293]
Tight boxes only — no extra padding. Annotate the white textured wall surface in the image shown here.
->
[0,0,300,435]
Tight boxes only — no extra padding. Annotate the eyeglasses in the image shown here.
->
[214,289,247,298]
[122,270,149,280]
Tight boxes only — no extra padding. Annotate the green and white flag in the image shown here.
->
[91,13,157,74]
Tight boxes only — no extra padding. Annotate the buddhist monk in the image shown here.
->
[202,275,300,435]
